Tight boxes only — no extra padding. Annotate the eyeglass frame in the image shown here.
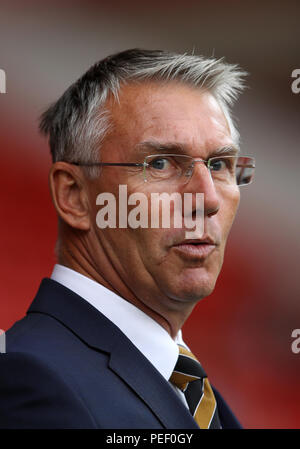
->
[67,153,255,186]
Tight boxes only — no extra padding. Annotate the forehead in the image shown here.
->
[106,81,233,159]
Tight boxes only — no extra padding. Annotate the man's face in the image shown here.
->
[88,82,240,316]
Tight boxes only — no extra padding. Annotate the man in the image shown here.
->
[0,49,255,429]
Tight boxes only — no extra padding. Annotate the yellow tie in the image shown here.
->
[170,345,221,429]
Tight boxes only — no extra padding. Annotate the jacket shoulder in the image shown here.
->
[0,351,97,429]
[213,387,242,429]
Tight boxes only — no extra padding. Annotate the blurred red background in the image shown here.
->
[0,0,299,428]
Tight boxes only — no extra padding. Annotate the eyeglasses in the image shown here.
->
[69,154,255,187]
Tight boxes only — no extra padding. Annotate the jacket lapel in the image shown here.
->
[108,334,199,429]
[28,278,198,429]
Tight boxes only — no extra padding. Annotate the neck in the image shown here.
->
[58,230,194,339]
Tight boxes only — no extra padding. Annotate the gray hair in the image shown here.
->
[39,48,247,176]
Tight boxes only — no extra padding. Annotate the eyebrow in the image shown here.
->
[211,145,240,156]
[136,140,184,155]
[136,140,240,157]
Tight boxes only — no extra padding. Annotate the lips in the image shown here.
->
[172,236,217,259]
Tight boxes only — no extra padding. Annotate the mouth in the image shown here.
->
[172,237,217,259]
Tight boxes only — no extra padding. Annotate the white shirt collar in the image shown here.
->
[50,264,184,381]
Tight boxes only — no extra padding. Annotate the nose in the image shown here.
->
[186,161,220,217]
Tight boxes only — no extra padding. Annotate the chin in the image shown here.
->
[163,271,218,304]
[176,284,215,303]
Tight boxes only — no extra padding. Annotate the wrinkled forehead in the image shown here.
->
[105,81,233,160]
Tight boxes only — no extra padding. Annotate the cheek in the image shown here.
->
[220,186,240,239]
[127,227,167,265]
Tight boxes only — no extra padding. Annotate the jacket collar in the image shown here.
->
[28,278,198,429]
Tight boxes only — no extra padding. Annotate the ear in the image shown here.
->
[49,162,91,230]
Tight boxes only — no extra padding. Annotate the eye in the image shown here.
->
[210,159,227,171]
[210,157,236,173]
[149,157,171,170]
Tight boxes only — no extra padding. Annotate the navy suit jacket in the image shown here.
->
[0,278,241,429]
